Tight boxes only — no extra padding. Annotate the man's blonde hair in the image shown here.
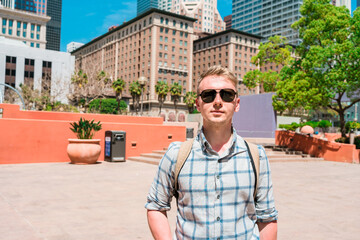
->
[197,65,238,94]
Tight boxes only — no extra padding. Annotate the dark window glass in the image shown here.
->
[6,56,10,63]
[11,57,16,63]
[5,69,10,75]
[30,59,34,66]
[25,71,29,77]
[11,69,16,76]
[30,72,34,78]
[25,59,29,65]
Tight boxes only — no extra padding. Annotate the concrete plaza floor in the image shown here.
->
[0,160,360,240]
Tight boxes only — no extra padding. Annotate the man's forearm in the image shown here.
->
[258,220,277,240]
[147,210,172,240]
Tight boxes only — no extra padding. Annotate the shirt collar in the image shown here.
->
[197,127,238,155]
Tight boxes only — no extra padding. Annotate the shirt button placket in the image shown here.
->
[215,158,221,239]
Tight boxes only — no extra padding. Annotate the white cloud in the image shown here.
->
[100,1,137,33]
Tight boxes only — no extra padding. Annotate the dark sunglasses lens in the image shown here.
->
[201,90,216,103]
[220,89,236,102]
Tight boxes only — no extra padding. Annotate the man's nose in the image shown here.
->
[213,92,222,105]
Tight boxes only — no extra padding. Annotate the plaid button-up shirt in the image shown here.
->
[146,129,278,239]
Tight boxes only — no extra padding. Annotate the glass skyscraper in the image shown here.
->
[137,0,158,15]
[232,0,303,45]
[45,0,61,51]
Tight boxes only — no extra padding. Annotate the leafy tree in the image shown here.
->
[273,0,360,137]
[155,81,169,115]
[129,81,142,114]
[68,69,112,112]
[243,36,294,92]
[184,91,197,113]
[170,82,182,119]
[112,78,126,113]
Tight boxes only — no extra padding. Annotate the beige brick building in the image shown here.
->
[192,29,262,95]
[0,6,50,49]
[72,9,196,119]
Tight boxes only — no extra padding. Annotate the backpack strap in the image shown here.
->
[174,139,194,198]
[244,141,260,200]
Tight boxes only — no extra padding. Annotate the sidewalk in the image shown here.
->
[0,160,359,239]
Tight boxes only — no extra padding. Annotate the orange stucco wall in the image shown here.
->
[275,130,359,164]
[0,103,163,124]
[0,104,186,164]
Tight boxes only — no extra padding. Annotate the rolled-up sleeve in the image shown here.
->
[145,142,180,211]
[255,145,278,222]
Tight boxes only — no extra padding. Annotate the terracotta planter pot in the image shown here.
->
[67,139,102,164]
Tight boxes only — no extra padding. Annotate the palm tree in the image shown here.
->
[184,91,197,113]
[170,82,183,120]
[112,78,126,113]
[129,81,142,114]
[155,81,169,115]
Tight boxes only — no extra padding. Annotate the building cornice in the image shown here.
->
[0,7,50,23]
[194,29,263,43]
[72,8,197,54]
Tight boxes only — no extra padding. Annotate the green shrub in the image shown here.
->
[300,121,319,128]
[317,120,332,132]
[335,136,360,149]
[279,122,300,131]
[89,98,127,114]
[345,121,360,133]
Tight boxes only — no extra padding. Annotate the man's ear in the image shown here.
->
[234,97,240,112]
[195,97,200,112]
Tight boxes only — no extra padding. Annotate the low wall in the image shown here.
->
[276,130,359,164]
[0,103,163,125]
[0,104,186,164]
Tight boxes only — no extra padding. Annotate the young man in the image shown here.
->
[145,66,278,239]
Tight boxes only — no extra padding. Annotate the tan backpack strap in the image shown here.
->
[174,139,194,192]
[245,141,260,199]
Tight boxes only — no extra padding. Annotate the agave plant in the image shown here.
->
[70,117,102,139]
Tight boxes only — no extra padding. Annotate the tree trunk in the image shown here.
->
[339,111,346,138]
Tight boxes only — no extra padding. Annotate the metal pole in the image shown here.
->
[140,87,144,115]
[0,83,26,110]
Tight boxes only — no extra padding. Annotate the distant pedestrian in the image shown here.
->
[146,66,278,239]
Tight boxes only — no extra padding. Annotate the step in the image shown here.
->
[152,150,167,154]
[140,153,164,159]
[127,156,160,165]
[269,157,324,162]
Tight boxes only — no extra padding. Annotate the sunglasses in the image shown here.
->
[199,88,237,103]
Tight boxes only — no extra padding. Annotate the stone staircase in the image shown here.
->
[127,144,324,165]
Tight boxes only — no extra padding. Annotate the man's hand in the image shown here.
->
[147,210,172,240]
[258,220,277,240]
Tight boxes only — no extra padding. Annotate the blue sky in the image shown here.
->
[60,0,233,52]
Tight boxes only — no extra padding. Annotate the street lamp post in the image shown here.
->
[138,76,147,115]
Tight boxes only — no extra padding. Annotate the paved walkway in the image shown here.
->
[0,160,359,240]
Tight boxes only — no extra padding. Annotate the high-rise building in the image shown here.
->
[193,29,261,95]
[72,9,196,118]
[0,0,15,8]
[335,0,359,15]
[45,0,62,51]
[224,15,232,30]
[0,7,50,48]
[137,0,158,15]
[12,0,61,51]
[232,0,302,45]
[14,0,47,15]
[171,0,226,34]
[158,0,172,11]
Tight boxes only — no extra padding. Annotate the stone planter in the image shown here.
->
[67,139,101,164]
